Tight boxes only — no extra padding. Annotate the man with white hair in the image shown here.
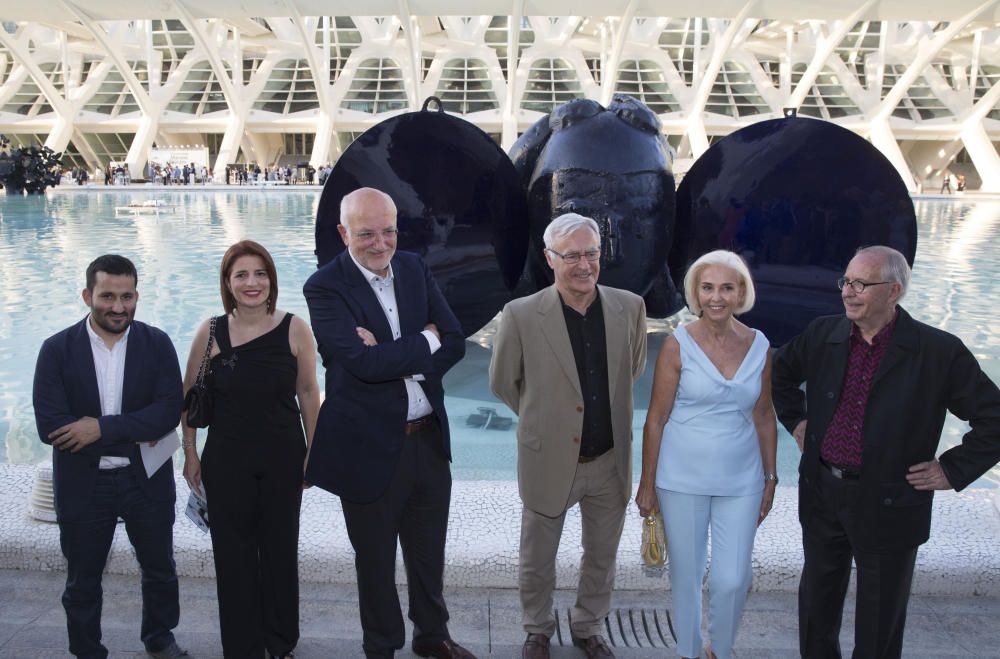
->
[773,245,1000,659]
[490,213,647,659]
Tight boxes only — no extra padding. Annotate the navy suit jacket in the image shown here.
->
[33,318,183,522]
[303,250,465,504]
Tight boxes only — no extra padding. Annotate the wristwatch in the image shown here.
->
[764,472,779,484]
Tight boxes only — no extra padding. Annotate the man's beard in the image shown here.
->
[93,312,132,334]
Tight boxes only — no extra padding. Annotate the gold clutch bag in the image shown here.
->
[641,511,668,568]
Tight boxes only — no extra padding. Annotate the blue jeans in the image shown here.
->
[58,466,179,658]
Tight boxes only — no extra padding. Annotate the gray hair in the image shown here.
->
[856,245,911,300]
[682,249,756,316]
[340,187,396,230]
[542,213,601,249]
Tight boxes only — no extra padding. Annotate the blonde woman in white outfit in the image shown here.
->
[635,250,778,659]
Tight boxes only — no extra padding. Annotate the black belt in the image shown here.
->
[820,457,861,480]
[578,448,611,464]
[405,415,436,435]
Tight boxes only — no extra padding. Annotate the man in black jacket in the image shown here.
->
[772,245,1000,659]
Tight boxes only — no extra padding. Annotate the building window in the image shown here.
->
[615,60,680,114]
[315,16,360,84]
[253,59,319,114]
[435,58,498,113]
[167,62,228,115]
[486,16,534,81]
[82,132,135,166]
[342,58,408,114]
[151,19,195,84]
[706,61,769,118]
[659,18,709,87]
[793,64,862,119]
[521,58,582,113]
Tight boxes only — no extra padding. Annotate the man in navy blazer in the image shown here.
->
[33,255,186,659]
[304,188,472,659]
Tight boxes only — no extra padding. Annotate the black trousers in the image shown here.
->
[58,466,179,659]
[799,465,918,659]
[202,433,306,658]
[341,421,453,659]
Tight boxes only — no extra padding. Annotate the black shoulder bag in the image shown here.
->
[183,316,217,428]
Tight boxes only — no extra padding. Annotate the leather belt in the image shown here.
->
[405,415,436,435]
[820,457,861,480]
[578,448,611,464]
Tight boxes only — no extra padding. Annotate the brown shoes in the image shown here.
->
[522,633,550,659]
[571,634,615,659]
[411,638,476,659]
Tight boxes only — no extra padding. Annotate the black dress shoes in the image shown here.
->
[522,633,550,659]
[571,634,615,659]
[411,638,476,659]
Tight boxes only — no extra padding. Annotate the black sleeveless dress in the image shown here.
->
[201,312,305,658]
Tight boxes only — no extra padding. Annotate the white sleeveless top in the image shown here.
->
[655,324,769,496]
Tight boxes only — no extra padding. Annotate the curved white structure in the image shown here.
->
[1,1,999,190]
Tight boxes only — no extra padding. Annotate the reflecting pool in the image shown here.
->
[1,191,997,487]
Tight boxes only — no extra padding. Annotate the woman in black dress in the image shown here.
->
[181,240,320,659]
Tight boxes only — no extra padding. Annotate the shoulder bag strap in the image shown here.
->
[194,317,217,387]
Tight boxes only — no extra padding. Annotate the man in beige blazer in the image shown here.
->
[490,213,647,659]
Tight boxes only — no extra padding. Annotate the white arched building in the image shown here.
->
[2,0,999,191]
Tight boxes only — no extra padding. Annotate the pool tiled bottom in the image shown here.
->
[0,463,997,596]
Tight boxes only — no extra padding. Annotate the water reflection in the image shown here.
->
[1,193,997,487]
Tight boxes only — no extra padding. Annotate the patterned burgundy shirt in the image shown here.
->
[819,312,899,467]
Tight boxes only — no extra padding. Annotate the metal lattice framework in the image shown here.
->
[1,3,1000,190]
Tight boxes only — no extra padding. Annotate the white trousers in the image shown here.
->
[656,488,762,659]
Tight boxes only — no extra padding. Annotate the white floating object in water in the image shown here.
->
[29,462,57,523]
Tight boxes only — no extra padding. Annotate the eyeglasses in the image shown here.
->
[350,228,398,242]
[837,277,892,293]
[547,248,601,264]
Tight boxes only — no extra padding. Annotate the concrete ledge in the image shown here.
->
[1,464,997,596]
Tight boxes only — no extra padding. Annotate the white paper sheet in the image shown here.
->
[139,428,180,478]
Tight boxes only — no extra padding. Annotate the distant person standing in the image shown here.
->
[33,255,187,659]
[773,245,1000,659]
[939,173,952,194]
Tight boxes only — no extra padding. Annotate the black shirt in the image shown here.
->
[560,290,614,458]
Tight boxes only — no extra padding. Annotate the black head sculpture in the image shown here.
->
[672,112,917,345]
[510,95,681,316]
[314,99,917,344]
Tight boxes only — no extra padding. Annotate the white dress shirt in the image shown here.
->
[86,317,131,469]
[348,252,441,420]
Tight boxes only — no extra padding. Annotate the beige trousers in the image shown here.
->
[519,449,627,639]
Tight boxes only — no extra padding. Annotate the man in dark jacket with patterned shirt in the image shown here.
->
[772,245,1000,659]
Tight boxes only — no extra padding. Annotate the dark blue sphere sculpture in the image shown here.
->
[316,100,528,337]
[510,95,680,316]
[673,113,917,346]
